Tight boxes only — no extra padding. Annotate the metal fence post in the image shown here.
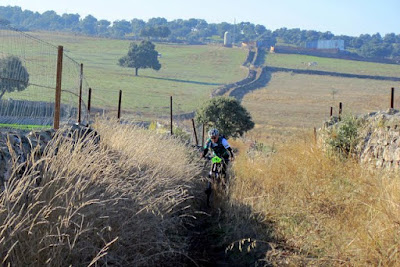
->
[339,102,342,121]
[118,90,122,120]
[88,88,92,114]
[391,87,395,109]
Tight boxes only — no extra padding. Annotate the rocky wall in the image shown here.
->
[319,109,400,170]
[0,124,97,188]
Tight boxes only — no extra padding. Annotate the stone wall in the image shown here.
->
[357,109,400,169]
[0,124,97,188]
[320,109,400,170]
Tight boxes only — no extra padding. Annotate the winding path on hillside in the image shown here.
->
[175,48,400,120]
[218,49,400,102]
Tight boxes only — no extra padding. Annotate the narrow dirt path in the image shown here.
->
[187,207,232,267]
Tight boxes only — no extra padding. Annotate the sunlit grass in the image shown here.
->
[0,123,52,130]
[0,119,200,266]
[266,52,400,77]
[229,134,400,265]
[241,72,398,143]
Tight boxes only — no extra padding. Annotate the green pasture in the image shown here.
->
[0,123,52,130]
[2,31,248,116]
[266,53,400,78]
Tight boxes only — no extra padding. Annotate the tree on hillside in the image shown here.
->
[195,96,254,138]
[118,40,161,76]
[97,20,111,37]
[80,15,97,35]
[0,56,29,99]
[140,26,171,39]
[131,18,146,36]
[61,13,80,31]
[111,20,132,38]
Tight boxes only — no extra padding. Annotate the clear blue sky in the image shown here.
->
[1,0,399,37]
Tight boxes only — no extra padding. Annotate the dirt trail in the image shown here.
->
[187,207,232,266]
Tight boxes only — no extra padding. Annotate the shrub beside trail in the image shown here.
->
[0,119,200,266]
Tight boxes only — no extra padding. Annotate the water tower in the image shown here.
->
[224,31,232,47]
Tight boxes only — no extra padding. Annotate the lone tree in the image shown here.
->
[0,56,29,100]
[196,96,255,138]
[118,40,161,76]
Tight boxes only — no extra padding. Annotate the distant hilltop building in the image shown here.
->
[224,31,232,47]
[242,41,270,48]
[305,40,345,51]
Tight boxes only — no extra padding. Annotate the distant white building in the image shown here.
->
[306,40,345,51]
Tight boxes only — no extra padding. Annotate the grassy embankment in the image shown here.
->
[223,52,400,265]
[0,119,203,266]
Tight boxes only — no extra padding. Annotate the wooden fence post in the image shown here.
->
[170,96,173,135]
[53,45,63,130]
[202,124,205,147]
[330,107,333,117]
[192,119,198,146]
[78,63,83,124]
[118,90,122,120]
[339,102,342,121]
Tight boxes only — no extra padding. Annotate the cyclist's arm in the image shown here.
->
[222,139,235,159]
[201,147,209,158]
[227,147,234,159]
[201,139,211,158]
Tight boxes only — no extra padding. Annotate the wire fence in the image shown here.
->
[0,24,195,133]
[0,23,90,127]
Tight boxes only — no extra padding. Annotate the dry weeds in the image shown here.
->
[230,133,400,265]
[0,119,200,266]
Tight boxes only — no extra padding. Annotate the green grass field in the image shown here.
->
[0,123,52,130]
[266,52,400,78]
[2,31,248,117]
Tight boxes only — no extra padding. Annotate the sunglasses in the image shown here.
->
[211,136,217,139]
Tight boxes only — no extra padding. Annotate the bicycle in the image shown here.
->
[204,155,227,207]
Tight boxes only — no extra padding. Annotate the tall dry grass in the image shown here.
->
[0,119,200,266]
[229,133,400,266]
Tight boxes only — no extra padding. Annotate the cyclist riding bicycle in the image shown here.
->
[201,128,234,176]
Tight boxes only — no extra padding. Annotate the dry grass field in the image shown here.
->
[223,57,400,265]
[229,135,400,265]
[241,72,399,143]
[0,119,201,266]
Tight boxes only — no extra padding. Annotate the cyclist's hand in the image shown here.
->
[230,156,235,162]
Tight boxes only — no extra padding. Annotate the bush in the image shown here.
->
[326,115,361,156]
[195,96,254,138]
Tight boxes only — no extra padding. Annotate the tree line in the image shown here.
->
[1,5,399,60]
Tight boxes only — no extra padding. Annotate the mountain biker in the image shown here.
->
[201,128,234,176]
